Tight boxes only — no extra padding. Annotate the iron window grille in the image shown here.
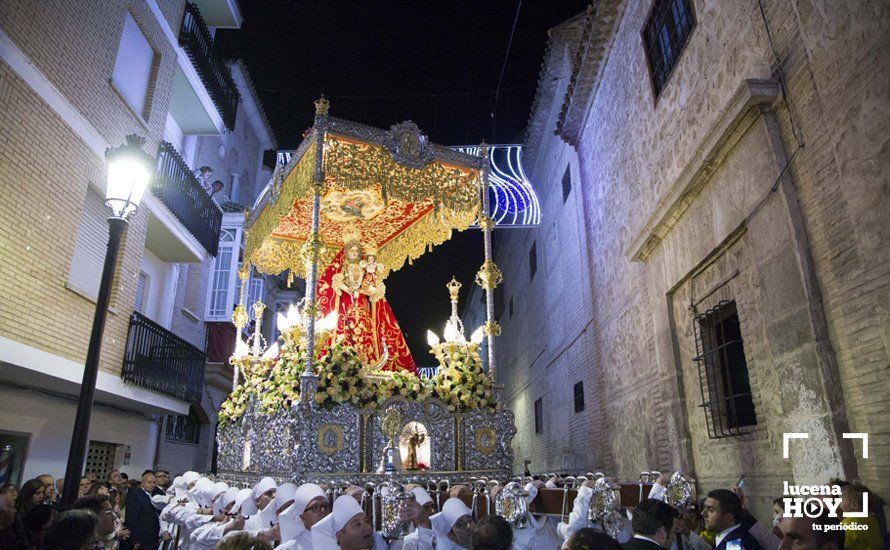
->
[165,409,201,444]
[573,381,585,412]
[534,398,543,434]
[562,166,572,203]
[693,300,757,438]
[642,0,696,98]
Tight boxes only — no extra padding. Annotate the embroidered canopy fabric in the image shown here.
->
[245,119,484,279]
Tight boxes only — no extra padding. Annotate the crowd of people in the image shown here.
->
[0,469,884,550]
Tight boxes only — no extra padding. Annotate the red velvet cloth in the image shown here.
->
[316,249,417,374]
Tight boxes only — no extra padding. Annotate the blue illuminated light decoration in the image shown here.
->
[455,144,541,228]
[272,144,541,228]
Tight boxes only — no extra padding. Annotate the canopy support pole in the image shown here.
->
[300,96,329,408]
[477,143,502,398]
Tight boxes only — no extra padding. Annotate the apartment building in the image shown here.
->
[0,0,277,483]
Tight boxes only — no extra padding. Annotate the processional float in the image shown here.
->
[214,99,698,531]
[215,97,515,487]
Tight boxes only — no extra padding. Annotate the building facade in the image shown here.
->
[0,0,277,484]
[465,0,889,519]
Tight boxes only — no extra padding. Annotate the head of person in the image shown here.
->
[43,509,99,550]
[0,483,17,502]
[274,482,298,515]
[332,495,373,550]
[154,470,170,489]
[54,478,64,495]
[566,528,623,550]
[432,497,475,548]
[252,476,277,510]
[106,469,121,486]
[120,472,129,482]
[632,498,682,549]
[16,478,45,513]
[198,166,213,180]
[211,180,225,194]
[215,531,273,550]
[72,494,114,537]
[470,514,513,550]
[839,483,868,514]
[0,493,16,531]
[140,470,156,493]
[79,475,92,497]
[36,474,53,501]
[411,486,436,520]
[778,511,843,550]
[295,483,330,530]
[702,489,743,533]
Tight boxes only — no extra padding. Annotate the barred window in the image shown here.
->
[573,381,585,412]
[642,0,696,97]
[534,398,543,434]
[165,409,202,444]
[694,300,757,438]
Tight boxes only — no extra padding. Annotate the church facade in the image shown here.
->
[464,0,889,519]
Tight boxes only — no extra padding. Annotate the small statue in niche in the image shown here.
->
[405,424,426,470]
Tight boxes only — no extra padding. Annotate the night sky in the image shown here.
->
[216,1,588,365]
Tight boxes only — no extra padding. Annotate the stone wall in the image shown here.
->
[470,0,889,520]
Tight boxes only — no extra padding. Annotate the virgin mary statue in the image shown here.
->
[315,241,417,374]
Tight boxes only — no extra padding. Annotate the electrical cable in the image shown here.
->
[492,0,524,141]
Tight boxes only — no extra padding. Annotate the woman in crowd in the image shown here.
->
[15,478,53,548]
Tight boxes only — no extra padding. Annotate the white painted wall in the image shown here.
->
[0,386,158,482]
[140,250,178,328]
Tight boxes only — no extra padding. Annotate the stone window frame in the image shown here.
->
[641,0,697,101]
[534,398,543,434]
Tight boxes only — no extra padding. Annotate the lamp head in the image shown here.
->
[105,135,152,219]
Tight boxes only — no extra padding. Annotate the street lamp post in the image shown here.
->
[61,135,152,508]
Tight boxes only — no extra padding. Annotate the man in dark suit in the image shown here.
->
[622,499,681,549]
[122,470,160,550]
[702,489,763,550]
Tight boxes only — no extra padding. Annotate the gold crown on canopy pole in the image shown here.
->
[314,94,330,116]
[447,277,462,303]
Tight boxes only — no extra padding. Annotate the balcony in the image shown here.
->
[179,2,240,130]
[153,141,223,256]
[122,311,205,403]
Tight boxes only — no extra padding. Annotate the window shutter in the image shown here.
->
[134,272,147,313]
[112,13,154,117]
[68,190,110,300]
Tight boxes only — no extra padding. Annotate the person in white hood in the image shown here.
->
[395,487,437,549]
[276,483,328,549]
[311,495,388,549]
[507,481,563,550]
[430,498,475,550]
[244,477,278,530]
[189,487,243,550]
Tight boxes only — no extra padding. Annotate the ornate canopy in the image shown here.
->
[245,117,484,278]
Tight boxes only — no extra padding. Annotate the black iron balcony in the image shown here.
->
[179,2,240,130]
[153,141,222,256]
[122,311,205,403]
